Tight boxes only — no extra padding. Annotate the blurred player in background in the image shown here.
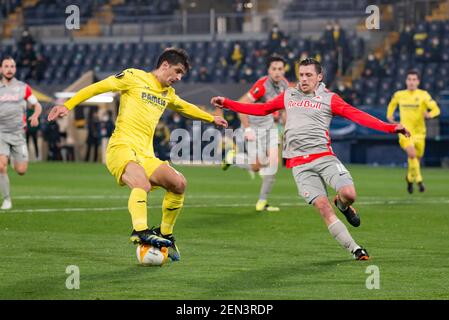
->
[387,70,440,194]
[220,55,289,212]
[212,58,410,260]
[48,48,228,261]
[0,56,42,210]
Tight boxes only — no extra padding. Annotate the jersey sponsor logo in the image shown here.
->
[141,92,167,110]
[287,99,322,110]
[0,94,20,102]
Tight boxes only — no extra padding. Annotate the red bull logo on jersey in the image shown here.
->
[0,94,20,102]
[287,99,322,110]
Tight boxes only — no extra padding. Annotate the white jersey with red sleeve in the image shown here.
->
[247,76,289,129]
[0,79,37,133]
[282,83,397,163]
[224,82,397,167]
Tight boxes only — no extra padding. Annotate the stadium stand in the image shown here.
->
[351,20,449,124]
[1,0,447,164]
[285,0,369,18]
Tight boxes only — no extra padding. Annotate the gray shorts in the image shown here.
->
[0,132,29,163]
[247,126,279,165]
[292,155,354,204]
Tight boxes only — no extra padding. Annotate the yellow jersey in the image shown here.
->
[387,89,440,138]
[64,68,214,157]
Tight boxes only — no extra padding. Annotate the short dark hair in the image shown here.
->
[1,56,15,65]
[406,69,420,80]
[266,55,286,69]
[299,57,322,74]
[156,48,190,72]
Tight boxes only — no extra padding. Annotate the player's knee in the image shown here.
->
[171,176,187,194]
[15,165,27,175]
[340,188,356,203]
[406,148,417,159]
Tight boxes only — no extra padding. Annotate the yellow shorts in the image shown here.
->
[106,143,167,186]
[399,135,425,158]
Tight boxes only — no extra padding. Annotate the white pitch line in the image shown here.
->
[10,194,449,201]
[2,199,449,214]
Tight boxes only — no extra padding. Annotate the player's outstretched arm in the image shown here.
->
[210,93,285,116]
[169,97,228,128]
[48,72,133,121]
[331,94,410,136]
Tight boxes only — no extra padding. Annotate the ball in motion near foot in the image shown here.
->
[136,244,168,266]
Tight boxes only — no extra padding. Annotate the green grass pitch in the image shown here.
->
[0,162,448,299]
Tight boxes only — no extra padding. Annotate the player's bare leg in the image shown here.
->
[313,196,368,260]
[13,162,28,176]
[334,185,360,227]
[149,163,187,261]
[405,145,420,194]
[256,147,279,212]
[0,155,12,210]
[122,161,172,248]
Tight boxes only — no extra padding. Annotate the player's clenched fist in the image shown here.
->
[210,96,225,108]
[48,105,69,121]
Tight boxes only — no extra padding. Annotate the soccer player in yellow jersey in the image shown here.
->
[48,48,228,261]
[387,70,440,193]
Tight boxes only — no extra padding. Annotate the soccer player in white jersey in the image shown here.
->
[0,56,42,210]
[212,58,410,260]
[221,55,289,212]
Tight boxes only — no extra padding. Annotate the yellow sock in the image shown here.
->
[415,158,423,183]
[128,188,148,231]
[407,158,419,183]
[161,192,185,235]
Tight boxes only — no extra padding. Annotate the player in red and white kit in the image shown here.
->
[212,58,410,260]
[221,55,289,212]
[0,56,42,210]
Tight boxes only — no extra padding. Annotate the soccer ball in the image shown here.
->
[136,244,169,266]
